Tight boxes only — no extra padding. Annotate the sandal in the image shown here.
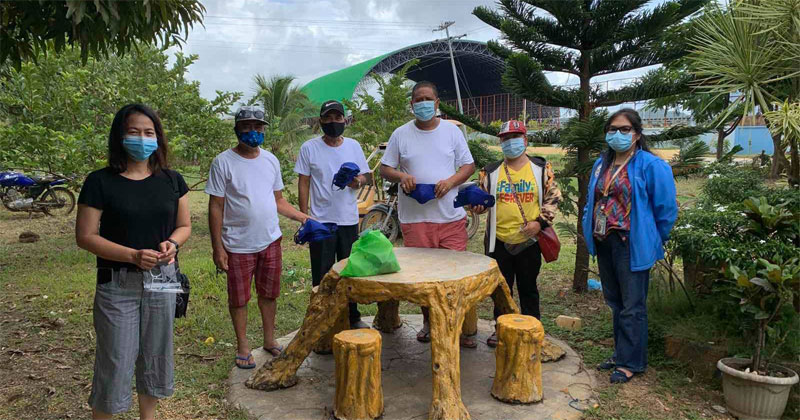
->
[263,345,283,357]
[235,353,256,369]
[460,335,477,348]
[416,327,431,343]
[598,357,616,371]
[486,331,498,348]
[610,368,634,384]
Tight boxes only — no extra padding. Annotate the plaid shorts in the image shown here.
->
[226,238,282,307]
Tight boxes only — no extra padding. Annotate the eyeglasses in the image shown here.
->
[607,126,633,135]
[237,109,265,120]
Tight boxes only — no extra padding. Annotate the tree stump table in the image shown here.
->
[246,247,520,420]
[333,329,383,420]
[491,314,545,404]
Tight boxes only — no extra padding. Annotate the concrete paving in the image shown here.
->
[228,315,596,420]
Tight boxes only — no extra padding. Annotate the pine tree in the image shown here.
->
[473,0,708,292]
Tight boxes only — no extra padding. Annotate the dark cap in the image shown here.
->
[320,100,345,117]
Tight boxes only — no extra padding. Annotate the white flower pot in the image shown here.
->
[717,357,799,420]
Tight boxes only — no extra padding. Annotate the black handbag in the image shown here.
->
[166,170,191,319]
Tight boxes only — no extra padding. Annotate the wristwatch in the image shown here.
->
[168,239,180,253]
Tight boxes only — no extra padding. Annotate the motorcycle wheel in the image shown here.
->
[41,187,76,217]
[466,208,480,239]
[360,208,400,243]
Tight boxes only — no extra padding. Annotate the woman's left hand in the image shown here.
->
[521,221,541,239]
[158,241,177,263]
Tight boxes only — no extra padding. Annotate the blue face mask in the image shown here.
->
[501,137,526,158]
[605,131,634,152]
[238,130,264,147]
[412,100,436,122]
[122,136,158,162]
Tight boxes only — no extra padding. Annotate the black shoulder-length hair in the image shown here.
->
[600,108,650,175]
[108,103,169,173]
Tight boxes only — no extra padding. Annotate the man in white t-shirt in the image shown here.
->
[295,100,372,329]
[205,105,310,369]
[379,81,477,347]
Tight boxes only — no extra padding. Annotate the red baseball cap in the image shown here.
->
[498,120,526,136]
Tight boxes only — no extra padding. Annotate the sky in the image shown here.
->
[170,0,655,105]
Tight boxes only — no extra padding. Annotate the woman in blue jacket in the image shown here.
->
[582,109,677,384]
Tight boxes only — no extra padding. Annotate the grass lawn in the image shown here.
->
[0,174,792,420]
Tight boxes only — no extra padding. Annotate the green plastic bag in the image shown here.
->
[339,230,401,277]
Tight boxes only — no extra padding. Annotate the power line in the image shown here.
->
[205,15,436,27]
[186,39,390,53]
[201,20,437,31]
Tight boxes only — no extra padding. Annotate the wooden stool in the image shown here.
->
[312,286,349,354]
[491,314,545,404]
[333,329,383,420]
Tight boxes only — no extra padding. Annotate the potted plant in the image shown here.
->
[718,198,800,420]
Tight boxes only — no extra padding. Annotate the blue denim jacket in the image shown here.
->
[582,150,678,272]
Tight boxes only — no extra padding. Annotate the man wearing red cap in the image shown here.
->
[472,120,561,347]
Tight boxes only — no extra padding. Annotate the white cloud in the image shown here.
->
[174,0,652,106]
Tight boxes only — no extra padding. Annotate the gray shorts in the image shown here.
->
[88,268,176,414]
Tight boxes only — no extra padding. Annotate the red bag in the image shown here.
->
[537,226,561,263]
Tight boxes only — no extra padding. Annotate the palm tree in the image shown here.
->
[250,74,313,154]
[688,0,800,184]
[471,0,708,292]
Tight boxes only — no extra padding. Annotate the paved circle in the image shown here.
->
[228,315,596,420]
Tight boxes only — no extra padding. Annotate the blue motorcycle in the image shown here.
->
[0,171,75,216]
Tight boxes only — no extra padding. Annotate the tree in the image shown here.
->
[0,1,204,70]
[249,75,313,190]
[473,0,707,292]
[0,45,241,184]
[645,67,743,160]
[343,60,416,149]
[688,0,800,185]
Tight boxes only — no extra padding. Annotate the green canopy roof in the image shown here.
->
[302,53,388,105]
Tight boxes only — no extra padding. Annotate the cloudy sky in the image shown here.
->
[171,0,653,103]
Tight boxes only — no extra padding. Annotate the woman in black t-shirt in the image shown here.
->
[76,104,191,420]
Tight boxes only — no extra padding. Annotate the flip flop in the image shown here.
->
[263,345,283,357]
[416,328,431,343]
[235,353,256,369]
[610,368,634,384]
[598,357,616,370]
[460,335,477,348]
[487,331,498,348]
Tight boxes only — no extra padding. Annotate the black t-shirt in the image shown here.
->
[78,167,189,270]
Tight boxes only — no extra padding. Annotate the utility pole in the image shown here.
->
[434,21,468,137]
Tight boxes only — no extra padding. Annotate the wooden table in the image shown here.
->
[246,247,519,420]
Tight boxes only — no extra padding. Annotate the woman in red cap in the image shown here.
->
[472,120,561,347]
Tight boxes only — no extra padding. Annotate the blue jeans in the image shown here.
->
[595,231,650,373]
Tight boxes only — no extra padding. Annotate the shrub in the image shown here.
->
[701,162,766,206]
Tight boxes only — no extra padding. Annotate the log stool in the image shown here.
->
[333,329,383,420]
[491,314,545,404]
[312,286,349,355]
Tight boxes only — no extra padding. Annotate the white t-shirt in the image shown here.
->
[381,119,474,224]
[205,148,285,253]
[294,136,370,226]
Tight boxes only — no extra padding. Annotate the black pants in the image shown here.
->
[490,239,542,320]
[596,231,650,372]
[310,224,361,324]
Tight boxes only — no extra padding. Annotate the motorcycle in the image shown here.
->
[359,180,480,243]
[0,171,76,216]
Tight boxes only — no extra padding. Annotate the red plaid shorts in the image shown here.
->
[226,238,282,307]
